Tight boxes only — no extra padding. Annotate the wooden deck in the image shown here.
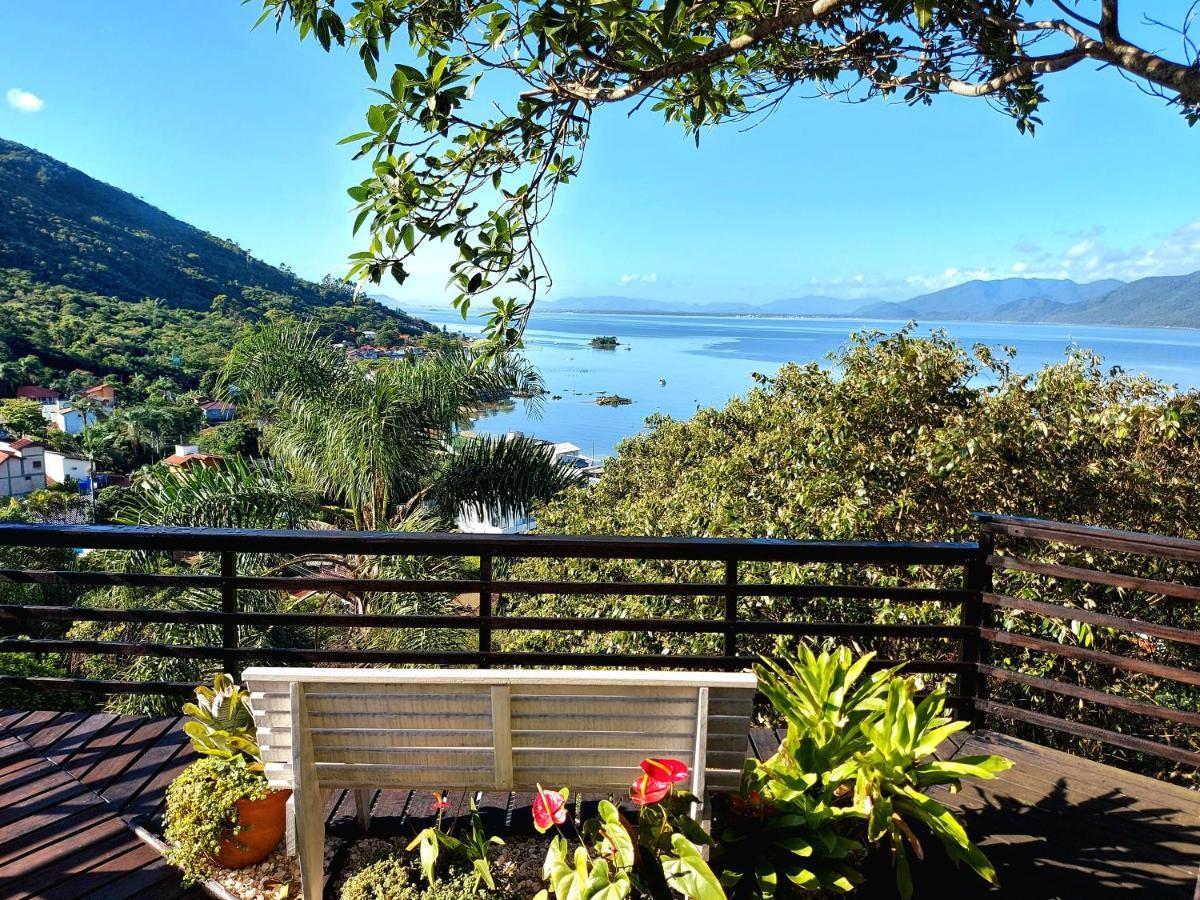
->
[0,709,201,900]
[1,711,1198,899]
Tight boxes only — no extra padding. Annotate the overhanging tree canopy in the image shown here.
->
[258,0,1200,345]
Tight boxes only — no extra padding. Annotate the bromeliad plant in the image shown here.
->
[713,645,1012,899]
[181,672,262,767]
[533,760,726,900]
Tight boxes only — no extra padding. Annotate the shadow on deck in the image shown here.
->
[2,709,1198,899]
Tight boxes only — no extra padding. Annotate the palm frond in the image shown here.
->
[429,433,584,523]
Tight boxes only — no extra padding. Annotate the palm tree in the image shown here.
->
[222,323,581,529]
[87,462,471,715]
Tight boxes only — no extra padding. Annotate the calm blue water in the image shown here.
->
[410,308,1200,459]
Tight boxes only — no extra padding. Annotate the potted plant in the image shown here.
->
[164,673,292,884]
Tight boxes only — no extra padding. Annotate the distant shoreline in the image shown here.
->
[397,304,1200,332]
[517,309,1200,332]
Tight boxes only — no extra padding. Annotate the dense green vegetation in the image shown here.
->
[503,330,1200,775]
[0,138,433,395]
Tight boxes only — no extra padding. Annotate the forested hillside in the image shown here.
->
[0,138,432,392]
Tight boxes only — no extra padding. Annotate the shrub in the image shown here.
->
[340,858,505,900]
[712,645,1011,899]
[163,755,270,886]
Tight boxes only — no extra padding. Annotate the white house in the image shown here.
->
[0,438,47,497]
[43,450,92,487]
[40,401,96,435]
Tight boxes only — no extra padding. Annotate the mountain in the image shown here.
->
[854,277,1126,320]
[754,296,879,316]
[1047,271,1200,327]
[0,138,433,390]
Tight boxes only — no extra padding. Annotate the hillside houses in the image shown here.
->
[197,398,236,423]
[163,443,221,469]
[0,437,46,497]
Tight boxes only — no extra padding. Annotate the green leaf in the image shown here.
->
[661,834,726,900]
[913,0,934,28]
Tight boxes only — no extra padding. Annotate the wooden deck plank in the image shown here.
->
[0,803,119,871]
[18,840,169,900]
[0,720,193,900]
[57,716,148,783]
[0,709,34,731]
[116,738,195,827]
[78,716,177,795]
[0,817,139,898]
[4,711,62,744]
[41,713,116,768]
[98,723,189,813]
[22,712,91,752]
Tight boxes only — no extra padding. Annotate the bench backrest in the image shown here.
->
[244,667,757,794]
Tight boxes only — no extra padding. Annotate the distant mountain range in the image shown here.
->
[546,272,1200,328]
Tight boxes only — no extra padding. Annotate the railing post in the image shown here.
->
[958,529,994,729]
[220,550,240,681]
[478,553,493,669]
[723,559,739,660]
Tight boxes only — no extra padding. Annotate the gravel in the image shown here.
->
[205,833,555,899]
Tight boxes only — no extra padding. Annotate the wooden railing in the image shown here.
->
[0,516,1197,771]
[973,513,1200,768]
[0,523,978,696]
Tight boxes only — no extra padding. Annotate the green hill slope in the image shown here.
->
[1047,271,1200,327]
[0,138,432,391]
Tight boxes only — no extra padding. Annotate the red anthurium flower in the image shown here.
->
[430,793,450,812]
[532,785,568,832]
[640,758,690,784]
[630,773,671,806]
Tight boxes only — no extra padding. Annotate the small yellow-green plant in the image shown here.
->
[182,672,261,767]
[164,755,270,885]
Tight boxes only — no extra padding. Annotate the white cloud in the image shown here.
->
[619,272,658,285]
[1065,239,1093,258]
[1011,261,1028,273]
[6,88,44,113]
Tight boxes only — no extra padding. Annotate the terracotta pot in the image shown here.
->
[212,788,292,869]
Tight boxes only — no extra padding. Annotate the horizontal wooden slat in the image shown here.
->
[511,747,745,770]
[0,522,980,564]
[979,665,1200,728]
[0,676,194,695]
[981,628,1200,686]
[511,729,743,752]
[975,699,1200,767]
[0,605,973,636]
[314,748,495,766]
[304,729,497,751]
[312,762,494,788]
[976,514,1200,563]
[509,765,742,790]
[983,592,1200,646]
[988,555,1200,603]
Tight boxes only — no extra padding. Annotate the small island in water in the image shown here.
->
[590,335,620,349]
[596,393,633,406]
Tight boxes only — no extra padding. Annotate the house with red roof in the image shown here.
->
[0,438,47,497]
[163,444,221,469]
[77,384,116,410]
[15,386,59,402]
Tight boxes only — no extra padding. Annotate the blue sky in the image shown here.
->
[2,1,1198,309]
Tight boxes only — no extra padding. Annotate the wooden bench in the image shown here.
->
[244,667,757,900]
